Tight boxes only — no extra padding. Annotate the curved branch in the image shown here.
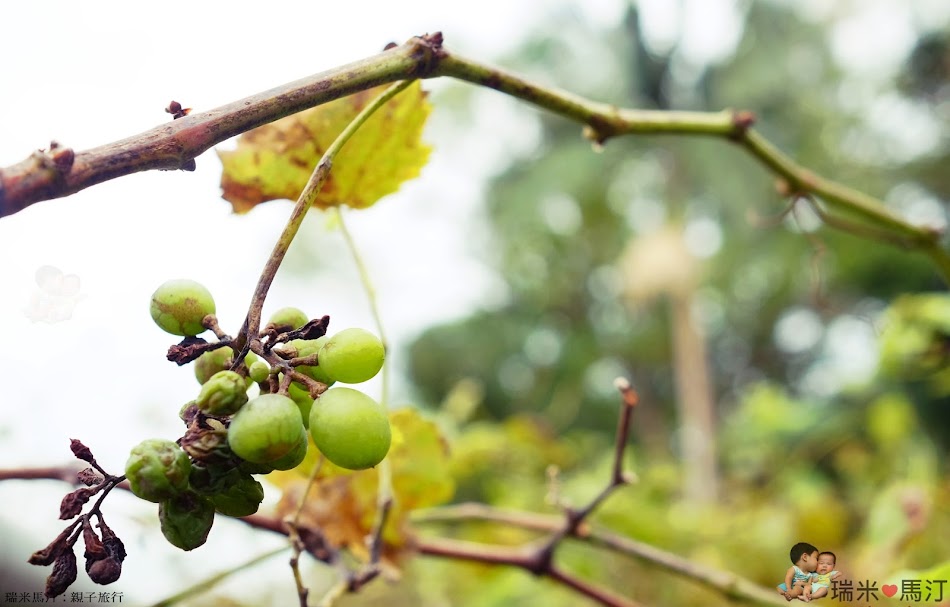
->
[1,32,947,282]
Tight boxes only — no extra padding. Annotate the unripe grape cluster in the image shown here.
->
[128,281,392,551]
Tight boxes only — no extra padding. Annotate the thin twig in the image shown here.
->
[368,496,393,566]
[533,378,638,572]
[272,379,647,607]
[350,380,643,607]
[287,458,326,607]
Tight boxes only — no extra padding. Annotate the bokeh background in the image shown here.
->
[1,1,948,605]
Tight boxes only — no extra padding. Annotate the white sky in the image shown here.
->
[0,0,943,603]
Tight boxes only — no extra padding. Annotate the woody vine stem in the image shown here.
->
[0,33,947,281]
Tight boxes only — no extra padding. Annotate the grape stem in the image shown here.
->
[287,456,325,607]
[230,79,415,366]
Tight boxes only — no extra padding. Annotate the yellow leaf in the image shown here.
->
[218,82,432,213]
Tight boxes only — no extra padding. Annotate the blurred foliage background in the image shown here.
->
[374,1,950,605]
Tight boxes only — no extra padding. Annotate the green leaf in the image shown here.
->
[218,81,432,213]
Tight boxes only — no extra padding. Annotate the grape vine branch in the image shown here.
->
[0,32,947,281]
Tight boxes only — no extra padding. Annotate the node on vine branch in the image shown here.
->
[729,109,756,140]
[47,141,75,174]
[165,100,192,120]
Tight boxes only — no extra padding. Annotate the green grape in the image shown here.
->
[268,429,308,471]
[318,328,385,384]
[194,347,258,386]
[287,337,335,387]
[149,279,216,336]
[190,465,264,517]
[159,491,215,551]
[248,360,271,384]
[227,393,305,464]
[268,307,308,331]
[288,381,314,429]
[196,370,249,416]
[125,439,191,503]
[309,387,391,470]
